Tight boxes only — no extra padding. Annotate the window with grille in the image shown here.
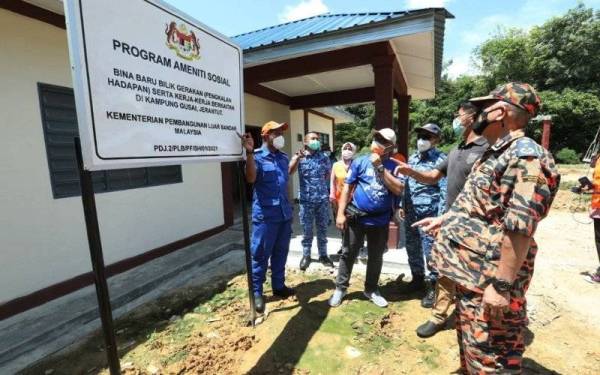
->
[315,132,330,147]
[38,83,182,199]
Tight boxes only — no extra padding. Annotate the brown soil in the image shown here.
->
[25,166,600,375]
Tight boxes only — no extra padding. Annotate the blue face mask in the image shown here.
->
[452,117,464,137]
[308,139,321,151]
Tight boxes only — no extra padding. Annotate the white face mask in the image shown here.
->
[341,149,354,160]
[417,139,432,153]
[272,135,285,150]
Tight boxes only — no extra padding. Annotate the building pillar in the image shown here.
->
[373,56,394,130]
[541,117,552,150]
[396,95,411,158]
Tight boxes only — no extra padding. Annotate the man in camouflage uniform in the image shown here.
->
[401,123,447,308]
[415,83,560,374]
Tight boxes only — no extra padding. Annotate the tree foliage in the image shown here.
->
[335,5,600,158]
[529,4,600,93]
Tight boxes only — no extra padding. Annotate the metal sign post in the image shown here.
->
[74,138,121,375]
[237,161,256,326]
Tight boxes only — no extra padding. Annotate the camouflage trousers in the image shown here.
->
[455,285,526,374]
[405,205,438,280]
[299,200,330,257]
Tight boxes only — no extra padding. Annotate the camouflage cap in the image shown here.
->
[470,82,541,116]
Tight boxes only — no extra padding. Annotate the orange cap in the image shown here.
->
[261,121,289,136]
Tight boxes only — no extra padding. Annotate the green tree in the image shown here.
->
[475,28,532,87]
[535,89,600,154]
[529,4,600,93]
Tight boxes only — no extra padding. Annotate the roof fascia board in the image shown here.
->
[243,13,435,67]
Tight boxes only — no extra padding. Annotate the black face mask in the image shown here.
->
[472,108,504,136]
[472,110,490,136]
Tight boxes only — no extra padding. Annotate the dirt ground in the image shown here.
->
[26,165,600,375]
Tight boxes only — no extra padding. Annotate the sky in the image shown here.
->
[164,0,600,78]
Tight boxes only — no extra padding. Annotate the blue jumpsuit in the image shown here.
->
[251,146,293,296]
[403,148,447,281]
[297,151,332,258]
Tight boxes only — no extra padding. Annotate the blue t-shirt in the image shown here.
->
[345,155,399,226]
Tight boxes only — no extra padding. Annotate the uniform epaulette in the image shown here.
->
[513,137,542,158]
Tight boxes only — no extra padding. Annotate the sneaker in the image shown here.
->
[364,290,388,308]
[416,320,445,338]
[421,279,435,308]
[328,288,347,307]
[299,255,311,271]
[358,247,368,261]
[584,272,600,284]
[319,255,334,268]
[273,286,296,298]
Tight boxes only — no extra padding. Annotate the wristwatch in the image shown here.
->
[376,164,385,174]
[490,277,512,293]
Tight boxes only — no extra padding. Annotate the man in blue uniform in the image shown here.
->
[242,121,295,314]
[289,132,334,270]
[400,123,447,308]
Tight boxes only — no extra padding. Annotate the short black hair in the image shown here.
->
[457,101,478,114]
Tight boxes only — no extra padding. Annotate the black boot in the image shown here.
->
[397,274,425,294]
[421,279,435,308]
[299,256,311,271]
[254,294,265,314]
[273,286,296,298]
[416,320,445,338]
[319,255,334,268]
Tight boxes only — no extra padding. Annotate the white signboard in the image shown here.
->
[64,0,244,170]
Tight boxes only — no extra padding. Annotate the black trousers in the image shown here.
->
[594,219,600,265]
[335,220,388,292]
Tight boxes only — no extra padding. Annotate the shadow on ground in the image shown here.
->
[248,278,334,374]
[523,357,562,374]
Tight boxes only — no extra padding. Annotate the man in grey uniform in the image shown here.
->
[393,102,488,337]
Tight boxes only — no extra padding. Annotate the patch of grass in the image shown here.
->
[297,342,345,373]
[415,343,441,369]
[169,318,197,343]
[162,349,189,366]
[559,180,579,191]
[193,286,245,314]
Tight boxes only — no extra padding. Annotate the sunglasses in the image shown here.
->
[417,133,434,141]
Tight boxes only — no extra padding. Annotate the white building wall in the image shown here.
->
[244,93,292,198]
[0,9,224,303]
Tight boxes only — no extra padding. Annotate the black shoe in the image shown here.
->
[299,256,311,271]
[319,255,334,268]
[254,294,265,314]
[416,320,444,338]
[421,279,435,308]
[397,274,425,294]
[273,286,296,298]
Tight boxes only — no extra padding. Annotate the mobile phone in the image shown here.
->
[579,176,592,188]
